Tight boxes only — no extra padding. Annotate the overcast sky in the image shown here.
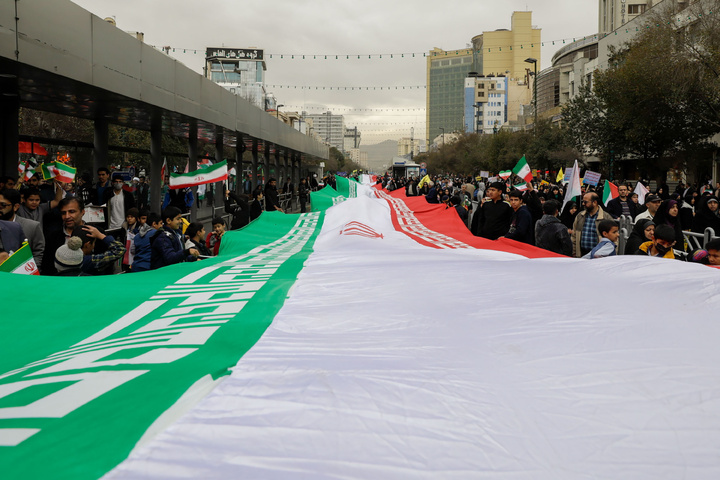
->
[71,0,598,144]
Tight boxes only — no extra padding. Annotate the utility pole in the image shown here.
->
[410,127,414,160]
[524,58,538,129]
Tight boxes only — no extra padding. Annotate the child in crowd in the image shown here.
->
[583,219,619,259]
[206,217,226,256]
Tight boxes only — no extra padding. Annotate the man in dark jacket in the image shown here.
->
[224,189,250,230]
[606,184,638,219]
[135,176,150,211]
[449,195,468,226]
[470,182,512,240]
[298,178,309,213]
[504,190,534,244]
[264,178,283,212]
[150,206,199,270]
[535,200,572,256]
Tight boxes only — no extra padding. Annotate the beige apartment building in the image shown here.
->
[426,11,541,143]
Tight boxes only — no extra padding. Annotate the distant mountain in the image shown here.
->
[361,140,397,172]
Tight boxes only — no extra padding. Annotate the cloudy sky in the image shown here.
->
[71,0,598,145]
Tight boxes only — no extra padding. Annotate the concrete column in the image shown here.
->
[235,133,243,195]
[274,145,280,181]
[188,121,198,220]
[93,117,109,176]
[283,150,290,188]
[214,130,223,216]
[149,119,162,214]
[251,138,259,192]
[0,95,19,178]
[264,141,270,184]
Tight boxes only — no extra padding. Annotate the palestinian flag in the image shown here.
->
[602,179,619,206]
[0,242,39,275]
[54,162,76,183]
[3,179,720,479]
[498,170,512,180]
[512,155,533,183]
[169,159,228,189]
[40,161,57,180]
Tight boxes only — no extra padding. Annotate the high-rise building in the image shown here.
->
[302,112,345,151]
[426,47,475,146]
[598,0,675,36]
[426,11,541,143]
[471,12,541,129]
[205,47,267,110]
[344,127,361,153]
[397,137,420,157]
[464,75,508,135]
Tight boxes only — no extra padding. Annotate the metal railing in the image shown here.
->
[616,214,717,255]
[279,193,293,212]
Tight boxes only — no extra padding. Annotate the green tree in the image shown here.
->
[563,1,720,179]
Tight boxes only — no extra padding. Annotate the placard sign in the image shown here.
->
[583,171,602,186]
[83,205,106,224]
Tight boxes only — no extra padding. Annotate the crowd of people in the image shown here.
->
[379,174,720,265]
[3,168,719,273]
[0,168,326,276]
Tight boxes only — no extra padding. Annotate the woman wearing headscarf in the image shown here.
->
[623,219,655,255]
[679,194,695,230]
[559,201,578,230]
[691,195,720,235]
[653,199,685,251]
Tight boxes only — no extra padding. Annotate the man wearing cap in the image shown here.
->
[635,194,662,222]
[470,181,513,240]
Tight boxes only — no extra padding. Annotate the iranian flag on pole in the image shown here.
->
[169,159,228,189]
[512,155,533,183]
[160,158,168,180]
[0,242,39,275]
[54,162,76,183]
[603,180,619,206]
[512,182,528,192]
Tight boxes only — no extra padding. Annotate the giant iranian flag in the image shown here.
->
[2,178,720,479]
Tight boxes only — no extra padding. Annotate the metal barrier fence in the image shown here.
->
[616,214,717,255]
[279,193,293,212]
[211,206,232,227]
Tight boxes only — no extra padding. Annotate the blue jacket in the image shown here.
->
[505,205,534,244]
[132,224,156,272]
[150,227,197,270]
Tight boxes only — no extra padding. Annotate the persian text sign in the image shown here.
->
[0,211,323,479]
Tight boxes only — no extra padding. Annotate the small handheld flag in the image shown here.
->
[512,156,533,183]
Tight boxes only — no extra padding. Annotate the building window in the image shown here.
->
[628,4,646,14]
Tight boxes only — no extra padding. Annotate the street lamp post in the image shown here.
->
[472,104,480,135]
[524,58,538,128]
